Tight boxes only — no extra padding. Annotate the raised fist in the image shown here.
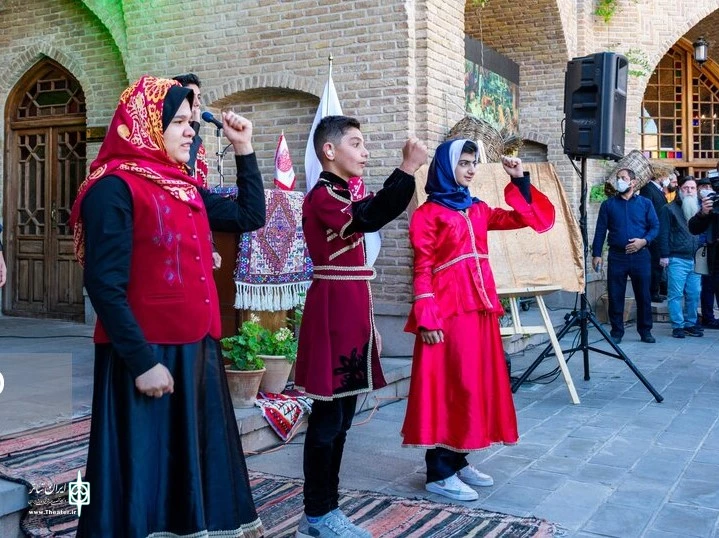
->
[501,155,524,178]
[399,137,428,175]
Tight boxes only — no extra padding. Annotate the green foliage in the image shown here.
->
[595,0,618,23]
[265,327,298,364]
[220,314,299,371]
[625,48,652,78]
[590,184,609,203]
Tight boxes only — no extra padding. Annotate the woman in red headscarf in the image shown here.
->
[70,76,265,538]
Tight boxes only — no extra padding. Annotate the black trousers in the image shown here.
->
[701,274,719,320]
[607,249,653,338]
[302,395,357,517]
[425,447,469,484]
[648,241,664,296]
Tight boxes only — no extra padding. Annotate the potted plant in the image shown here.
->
[220,315,267,408]
[258,326,298,394]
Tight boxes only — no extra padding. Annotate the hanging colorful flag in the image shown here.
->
[274,133,296,190]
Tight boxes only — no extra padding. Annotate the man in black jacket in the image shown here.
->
[640,175,670,301]
[660,176,703,338]
[690,173,719,329]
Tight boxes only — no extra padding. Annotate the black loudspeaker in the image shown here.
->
[563,52,628,160]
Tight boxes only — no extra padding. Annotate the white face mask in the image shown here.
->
[661,178,670,188]
[616,179,631,193]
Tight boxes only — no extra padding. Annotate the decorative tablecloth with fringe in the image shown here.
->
[228,188,312,311]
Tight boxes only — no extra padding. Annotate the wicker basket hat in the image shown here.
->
[446,115,522,162]
[603,150,677,194]
[607,150,654,191]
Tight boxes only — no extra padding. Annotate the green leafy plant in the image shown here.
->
[220,314,299,370]
[265,327,298,364]
[590,184,609,203]
[220,315,268,371]
[595,0,618,23]
[625,48,652,78]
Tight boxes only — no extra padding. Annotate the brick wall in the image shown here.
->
[519,142,549,163]
[0,0,127,216]
[5,0,719,323]
[203,88,319,192]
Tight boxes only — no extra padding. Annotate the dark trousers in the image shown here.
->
[701,274,719,321]
[648,241,664,296]
[303,395,357,517]
[425,447,469,483]
[607,249,653,337]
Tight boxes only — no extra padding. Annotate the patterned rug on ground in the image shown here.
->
[0,418,560,537]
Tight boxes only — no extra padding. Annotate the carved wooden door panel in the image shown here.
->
[5,60,86,320]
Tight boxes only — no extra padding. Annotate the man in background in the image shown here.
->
[173,73,222,270]
[659,176,703,339]
[640,175,669,302]
[592,168,658,344]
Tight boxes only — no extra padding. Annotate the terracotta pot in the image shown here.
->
[225,367,265,408]
[258,355,292,394]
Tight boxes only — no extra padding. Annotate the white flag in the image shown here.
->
[304,75,382,266]
[304,76,342,192]
[274,133,295,190]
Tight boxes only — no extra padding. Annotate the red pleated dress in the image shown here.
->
[401,181,555,452]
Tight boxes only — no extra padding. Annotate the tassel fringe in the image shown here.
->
[234,282,310,311]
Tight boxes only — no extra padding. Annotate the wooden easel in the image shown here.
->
[498,285,580,404]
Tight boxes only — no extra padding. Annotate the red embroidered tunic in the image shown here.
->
[295,170,415,400]
[401,180,555,451]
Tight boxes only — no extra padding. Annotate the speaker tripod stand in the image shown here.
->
[510,156,664,403]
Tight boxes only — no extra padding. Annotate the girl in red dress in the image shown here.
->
[401,139,555,501]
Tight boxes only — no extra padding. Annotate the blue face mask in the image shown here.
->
[616,179,630,193]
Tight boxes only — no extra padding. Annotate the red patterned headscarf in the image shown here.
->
[195,143,209,188]
[70,75,204,265]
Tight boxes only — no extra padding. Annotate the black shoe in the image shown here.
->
[651,295,665,303]
[610,335,622,344]
[701,319,719,329]
[672,328,686,339]
[684,326,704,337]
[640,333,656,343]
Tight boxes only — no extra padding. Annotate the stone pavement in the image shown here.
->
[1,309,719,537]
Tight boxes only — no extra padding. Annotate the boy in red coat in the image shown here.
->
[295,116,427,538]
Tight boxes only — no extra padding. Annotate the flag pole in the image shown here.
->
[324,54,333,117]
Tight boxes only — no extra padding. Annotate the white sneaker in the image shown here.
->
[457,465,494,487]
[425,473,479,501]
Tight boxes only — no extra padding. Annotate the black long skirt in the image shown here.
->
[76,337,263,538]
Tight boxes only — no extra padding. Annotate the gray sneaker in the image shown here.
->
[296,511,368,538]
[331,508,372,537]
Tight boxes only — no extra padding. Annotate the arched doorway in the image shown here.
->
[3,59,86,320]
[640,38,719,178]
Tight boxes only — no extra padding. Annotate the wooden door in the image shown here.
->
[4,60,86,320]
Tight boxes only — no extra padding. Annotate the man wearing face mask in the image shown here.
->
[640,175,670,302]
[658,177,704,338]
[592,168,659,344]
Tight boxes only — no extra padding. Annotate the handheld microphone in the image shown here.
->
[201,111,223,129]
